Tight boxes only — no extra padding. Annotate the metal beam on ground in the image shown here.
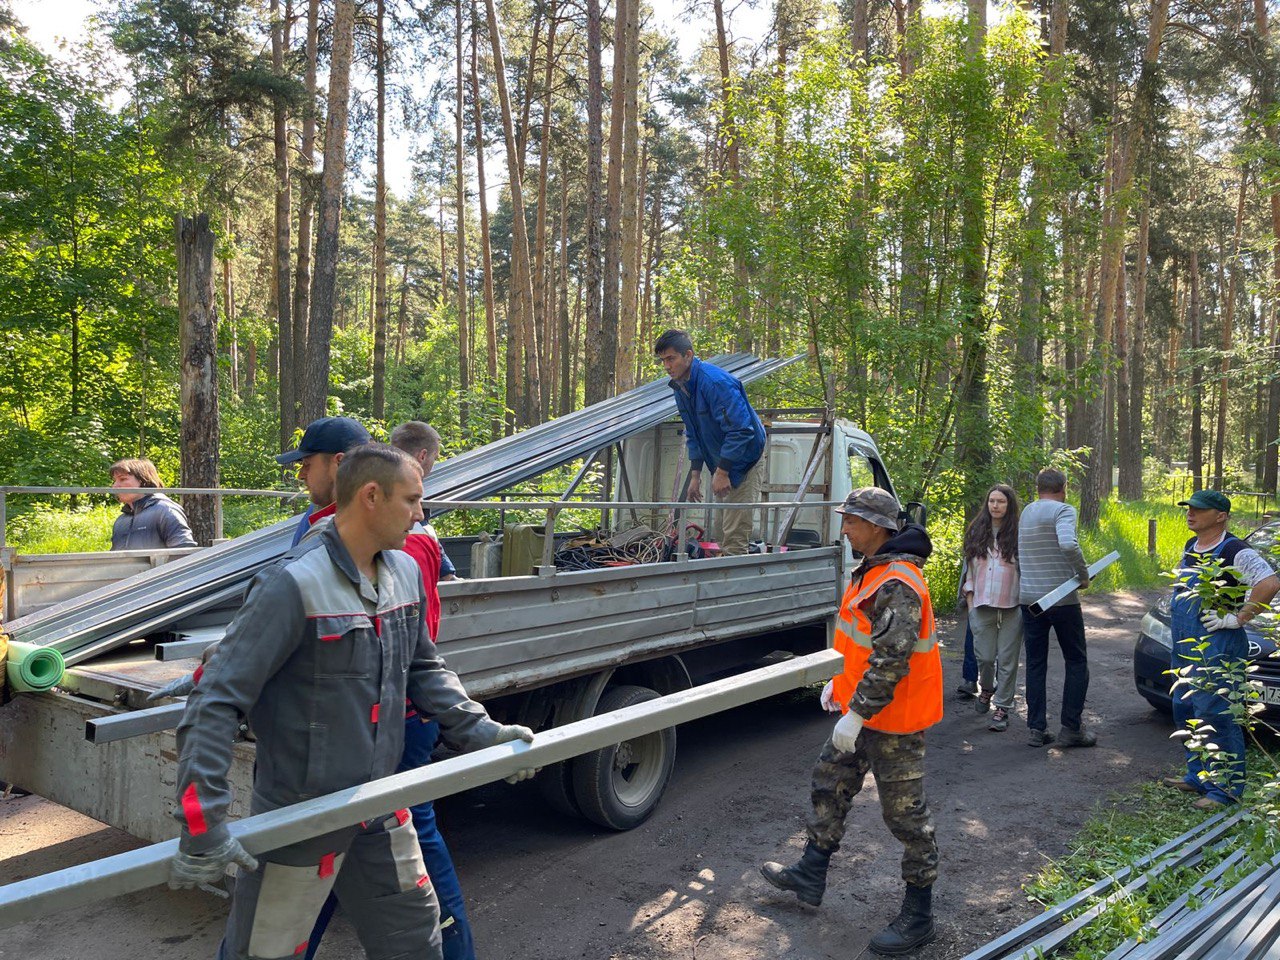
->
[0,647,843,929]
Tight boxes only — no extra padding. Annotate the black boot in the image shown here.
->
[869,884,936,955]
[760,841,833,906]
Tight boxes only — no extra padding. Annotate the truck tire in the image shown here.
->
[571,685,676,831]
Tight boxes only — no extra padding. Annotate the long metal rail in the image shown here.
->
[4,354,799,659]
[0,647,843,929]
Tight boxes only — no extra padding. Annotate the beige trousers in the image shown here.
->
[716,460,762,556]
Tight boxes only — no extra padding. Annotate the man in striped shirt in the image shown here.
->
[1017,469,1095,748]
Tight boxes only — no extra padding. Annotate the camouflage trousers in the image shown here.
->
[805,728,939,887]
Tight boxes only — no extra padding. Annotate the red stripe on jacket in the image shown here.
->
[181,783,209,836]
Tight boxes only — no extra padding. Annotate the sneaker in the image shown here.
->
[1057,726,1097,749]
[988,707,1009,732]
[975,693,992,716]
[954,681,978,701]
[1027,728,1055,747]
[1161,775,1200,794]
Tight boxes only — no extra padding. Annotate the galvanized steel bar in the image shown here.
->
[154,638,221,661]
[5,355,800,663]
[1000,814,1249,960]
[955,809,1237,960]
[84,702,186,744]
[0,647,844,929]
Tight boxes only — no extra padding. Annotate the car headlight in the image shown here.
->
[1141,612,1173,650]
[1154,593,1172,618]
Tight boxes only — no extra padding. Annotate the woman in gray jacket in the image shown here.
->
[109,458,196,549]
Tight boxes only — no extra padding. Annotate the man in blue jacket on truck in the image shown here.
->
[655,329,766,556]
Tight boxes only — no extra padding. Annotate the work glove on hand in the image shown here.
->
[1201,610,1241,632]
[491,724,539,783]
[169,836,258,896]
[146,673,196,703]
[831,710,864,754]
[819,680,841,713]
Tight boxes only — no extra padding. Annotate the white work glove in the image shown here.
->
[831,710,864,754]
[491,724,539,783]
[1201,610,1241,632]
[819,680,841,713]
[146,673,196,703]
[169,836,259,896]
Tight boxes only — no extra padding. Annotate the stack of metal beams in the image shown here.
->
[958,809,1280,960]
[4,353,799,667]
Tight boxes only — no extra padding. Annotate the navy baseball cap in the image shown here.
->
[1178,490,1231,513]
[276,416,371,465]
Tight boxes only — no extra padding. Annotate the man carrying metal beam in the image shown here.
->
[305,422,476,960]
[761,488,942,956]
[654,329,766,556]
[168,444,534,960]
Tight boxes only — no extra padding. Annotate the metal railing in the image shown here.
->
[0,486,304,547]
[0,647,844,929]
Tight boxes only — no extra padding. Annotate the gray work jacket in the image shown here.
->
[111,493,196,550]
[173,522,501,853]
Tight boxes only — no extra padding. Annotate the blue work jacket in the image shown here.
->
[669,358,765,487]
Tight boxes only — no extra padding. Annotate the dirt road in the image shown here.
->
[1,590,1182,959]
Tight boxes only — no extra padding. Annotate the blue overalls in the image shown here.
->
[1169,537,1249,804]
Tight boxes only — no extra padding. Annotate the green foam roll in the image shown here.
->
[6,641,65,693]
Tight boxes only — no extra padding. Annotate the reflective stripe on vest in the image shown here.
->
[830,560,944,735]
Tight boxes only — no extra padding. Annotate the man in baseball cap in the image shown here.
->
[1165,487,1279,809]
[1176,489,1232,513]
[762,485,943,955]
[278,416,371,546]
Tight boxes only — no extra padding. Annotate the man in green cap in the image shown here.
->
[1164,489,1279,809]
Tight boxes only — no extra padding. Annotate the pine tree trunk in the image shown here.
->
[1190,246,1203,491]
[532,1,559,420]
[954,0,989,515]
[712,0,750,349]
[582,0,607,404]
[177,213,220,545]
[1215,172,1247,488]
[616,0,641,393]
[558,173,573,415]
[271,0,293,445]
[471,1,501,439]
[600,0,628,397]
[1256,0,1280,493]
[292,0,318,402]
[302,0,355,424]
[483,0,541,423]
[1118,200,1150,499]
[372,0,389,421]
[455,0,471,434]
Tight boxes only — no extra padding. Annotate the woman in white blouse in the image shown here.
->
[962,484,1022,732]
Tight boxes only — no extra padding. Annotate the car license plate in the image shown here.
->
[1266,686,1280,705]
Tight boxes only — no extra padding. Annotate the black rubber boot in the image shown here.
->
[869,884,937,955]
[760,841,833,906]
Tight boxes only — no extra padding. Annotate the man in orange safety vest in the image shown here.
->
[761,487,942,956]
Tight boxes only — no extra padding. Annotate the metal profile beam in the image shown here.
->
[5,354,800,663]
[0,647,843,929]
[955,809,1238,960]
[85,702,187,744]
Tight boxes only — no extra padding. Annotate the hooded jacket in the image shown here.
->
[668,358,766,487]
[110,493,197,550]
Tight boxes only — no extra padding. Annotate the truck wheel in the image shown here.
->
[536,760,582,818]
[571,685,676,831]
